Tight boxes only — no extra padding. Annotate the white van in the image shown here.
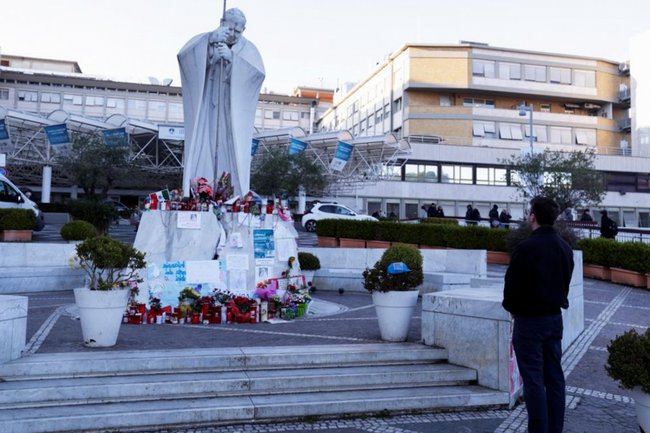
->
[0,174,45,231]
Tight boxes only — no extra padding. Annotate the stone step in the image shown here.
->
[0,386,509,433]
[0,363,476,408]
[0,343,448,379]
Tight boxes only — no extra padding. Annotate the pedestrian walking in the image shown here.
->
[503,196,574,433]
[489,204,500,228]
[499,208,512,228]
[579,209,593,222]
[599,210,618,239]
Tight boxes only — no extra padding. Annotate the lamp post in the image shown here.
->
[518,103,534,154]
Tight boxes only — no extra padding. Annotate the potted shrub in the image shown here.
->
[72,235,146,347]
[315,219,339,247]
[0,208,37,242]
[60,219,98,241]
[298,251,320,286]
[608,242,650,288]
[362,244,423,342]
[606,329,650,432]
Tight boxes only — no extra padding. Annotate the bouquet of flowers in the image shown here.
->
[255,280,277,301]
[214,172,234,203]
[212,288,233,305]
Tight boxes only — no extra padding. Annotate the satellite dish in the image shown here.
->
[148,76,160,85]
[162,78,173,86]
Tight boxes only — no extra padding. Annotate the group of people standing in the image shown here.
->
[423,203,445,218]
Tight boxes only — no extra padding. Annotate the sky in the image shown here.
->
[1,0,649,95]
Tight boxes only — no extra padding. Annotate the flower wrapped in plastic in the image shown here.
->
[255,280,277,301]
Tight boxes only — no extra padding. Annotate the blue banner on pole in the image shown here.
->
[330,141,354,172]
[44,124,70,146]
[251,138,259,156]
[0,119,9,141]
[288,138,307,155]
[102,128,128,147]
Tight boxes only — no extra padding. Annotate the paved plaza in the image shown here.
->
[19,261,649,433]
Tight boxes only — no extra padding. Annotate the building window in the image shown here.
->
[17,90,38,102]
[127,99,147,111]
[575,128,596,146]
[440,95,452,106]
[540,103,551,112]
[574,70,596,88]
[393,97,402,112]
[472,60,496,78]
[472,121,496,138]
[0,88,9,100]
[523,125,548,142]
[549,67,571,84]
[463,98,495,108]
[301,112,310,119]
[523,64,546,82]
[550,126,572,144]
[63,94,83,105]
[106,98,125,110]
[85,96,105,106]
[403,163,438,183]
[441,164,473,184]
[476,167,508,185]
[498,123,523,140]
[40,92,61,103]
[282,110,299,121]
[375,109,383,124]
[382,164,402,180]
[264,110,280,120]
[498,62,521,80]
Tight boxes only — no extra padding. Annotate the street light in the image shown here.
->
[518,103,534,154]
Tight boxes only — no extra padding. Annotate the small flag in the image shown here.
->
[288,138,307,155]
[149,189,170,209]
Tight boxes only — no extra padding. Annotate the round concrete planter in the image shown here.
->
[631,388,650,433]
[74,287,130,347]
[372,290,419,342]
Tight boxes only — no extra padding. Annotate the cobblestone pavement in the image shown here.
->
[20,265,649,433]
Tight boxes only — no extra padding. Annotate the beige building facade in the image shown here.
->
[317,43,648,226]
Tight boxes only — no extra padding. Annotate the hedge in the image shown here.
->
[0,208,37,230]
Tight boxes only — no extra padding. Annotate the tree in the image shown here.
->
[501,149,606,211]
[57,133,133,198]
[250,150,326,198]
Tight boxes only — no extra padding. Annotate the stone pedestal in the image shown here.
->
[421,287,515,404]
[0,295,28,363]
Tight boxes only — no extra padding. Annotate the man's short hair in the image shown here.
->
[530,196,560,225]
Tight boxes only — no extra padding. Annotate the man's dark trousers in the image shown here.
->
[513,314,565,433]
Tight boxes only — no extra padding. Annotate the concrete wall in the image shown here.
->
[0,243,84,294]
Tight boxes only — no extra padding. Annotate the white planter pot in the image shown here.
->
[631,388,650,433]
[74,287,130,348]
[372,290,419,342]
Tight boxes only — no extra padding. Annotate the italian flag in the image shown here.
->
[149,189,170,208]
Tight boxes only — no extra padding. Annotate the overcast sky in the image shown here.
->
[1,0,648,94]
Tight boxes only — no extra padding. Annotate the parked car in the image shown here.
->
[104,200,132,223]
[301,202,377,232]
[0,174,45,231]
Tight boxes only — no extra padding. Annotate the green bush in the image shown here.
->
[314,219,338,237]
[376,221,401,242]
[298,251,321,270]
[362,244,423,293]
[609,241,650,273]
[0,209,37,230]
[505,221,578,253]
[37,202,69,213]
[60,220,98,241]
[68,199,117,234]
[606,328,650,393]
[577,238,618,267]
[420,217,459,225]
[75,236,146,290]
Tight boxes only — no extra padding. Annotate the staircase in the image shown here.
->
[0,343,509,433]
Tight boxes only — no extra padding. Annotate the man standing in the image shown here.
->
[503,196,574,433]
[178,8,265,198]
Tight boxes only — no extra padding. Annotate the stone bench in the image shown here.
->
[0,243,83,294]
[421,251,584,408]
[300,247,486,293]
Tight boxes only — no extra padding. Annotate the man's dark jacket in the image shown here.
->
[503,225,574,317]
